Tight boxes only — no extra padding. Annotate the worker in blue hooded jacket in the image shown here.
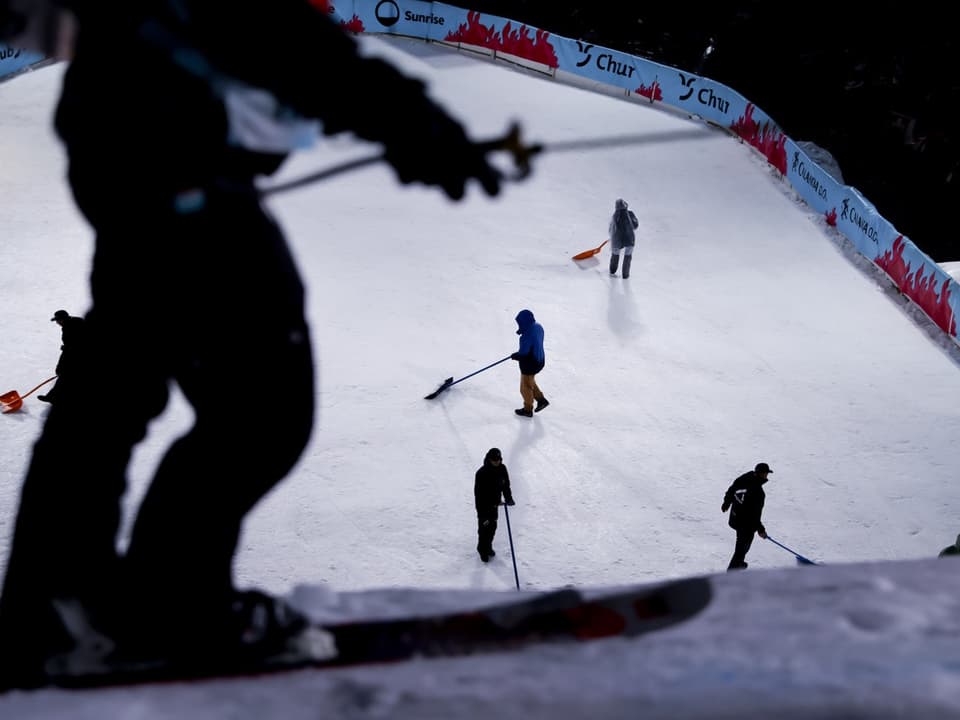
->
[511,309,549,417]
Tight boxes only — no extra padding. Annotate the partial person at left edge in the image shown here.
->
[0,0,519,691]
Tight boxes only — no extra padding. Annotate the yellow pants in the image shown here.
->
[519,374,545,411]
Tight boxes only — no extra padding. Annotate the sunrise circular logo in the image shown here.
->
[375,0,400,27]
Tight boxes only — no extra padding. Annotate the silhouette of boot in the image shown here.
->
[609,253,619,275]
[622,254,633,279]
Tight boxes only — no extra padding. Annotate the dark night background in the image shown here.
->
[453,2,959,263]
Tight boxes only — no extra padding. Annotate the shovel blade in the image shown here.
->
[424,377,454,400]
[572,240,608,261]
[1,391,23,413]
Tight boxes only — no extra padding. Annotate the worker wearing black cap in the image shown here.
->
[721,462,772,570]
[38,310,85,404]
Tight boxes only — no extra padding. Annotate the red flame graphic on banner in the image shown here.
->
[636,79,663,102]
[445,12,559,67]
[308,0,365,33]
[825,208,837,226]
[730,103,787,175]
[307,0,362,31]
[341,15,364,32]
[875,235,957,336]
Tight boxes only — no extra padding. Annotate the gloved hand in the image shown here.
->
[381,92,501,201]
[510,353,520,361]
[327,58,504,201]
[505,498,516,506]
[721,502,730,512]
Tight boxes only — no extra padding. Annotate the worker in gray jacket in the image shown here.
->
[608,198,639,278]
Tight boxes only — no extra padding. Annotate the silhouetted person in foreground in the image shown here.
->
[0,0,511,689]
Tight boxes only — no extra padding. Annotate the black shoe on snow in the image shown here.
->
[93,590,307,670]
[227,589,310,655]
[515,408,533,417]
[488,548,496,557]
[4,587,314,688]
[479,553,490,562]
[0,596,84,690]
[534,398,549,413]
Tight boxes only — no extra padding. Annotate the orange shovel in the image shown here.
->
[1,376,57,414]
[571,240,608,261]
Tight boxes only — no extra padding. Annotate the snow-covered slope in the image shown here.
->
[1,34,959,717]
[3,564,960,719]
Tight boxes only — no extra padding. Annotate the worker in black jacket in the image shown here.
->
[38,310,86,404]
[474,448,515,562]
[721,462,772,570]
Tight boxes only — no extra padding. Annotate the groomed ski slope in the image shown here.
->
[1,34,959,718]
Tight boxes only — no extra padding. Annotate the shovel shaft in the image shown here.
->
[766,536,818,565]
[424,356,512,399]
[449,356,512,387]
[503,503,520,590]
